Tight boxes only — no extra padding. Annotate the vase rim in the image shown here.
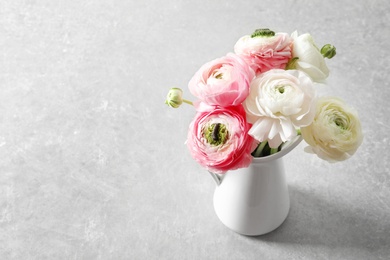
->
[251,135,303,163]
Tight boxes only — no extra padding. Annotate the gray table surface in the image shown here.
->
[1,0,389,259]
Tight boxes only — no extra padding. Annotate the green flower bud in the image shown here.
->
[321,44,336,59]
[165,88,183,108]
[251,28,275,38]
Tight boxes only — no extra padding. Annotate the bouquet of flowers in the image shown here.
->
[165,28,363,174]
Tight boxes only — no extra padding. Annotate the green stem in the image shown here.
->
[270,147,279,155]
[182,99,193,106]
[253,141,268,157]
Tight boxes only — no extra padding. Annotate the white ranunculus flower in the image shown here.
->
[291,31,329,82]
[301,97,363,162]
[243,69,316,148]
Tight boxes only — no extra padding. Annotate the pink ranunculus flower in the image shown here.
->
[188,53,255,107]
[234,32,293,75]
[186,105,255,174]
[243,69,316,148]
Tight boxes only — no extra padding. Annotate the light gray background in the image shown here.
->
[1,0,389,259]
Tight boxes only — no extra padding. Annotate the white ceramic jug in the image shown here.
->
[211,136,302,236]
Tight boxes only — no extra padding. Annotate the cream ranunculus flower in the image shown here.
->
[290,31,329,82]
[243,69,316,148]
[301,97,363,162]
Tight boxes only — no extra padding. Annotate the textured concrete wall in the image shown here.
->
[1,0,389,259]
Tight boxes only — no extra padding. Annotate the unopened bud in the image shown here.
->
[165,88,183,108]
[321,44,336,59]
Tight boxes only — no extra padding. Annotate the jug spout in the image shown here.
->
[209,171,224,186]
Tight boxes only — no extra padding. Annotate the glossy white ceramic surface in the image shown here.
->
[213,136,302,236]
[214,157,289,236]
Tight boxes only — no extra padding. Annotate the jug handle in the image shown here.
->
[209,171,223,186]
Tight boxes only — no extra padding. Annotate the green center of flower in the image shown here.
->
[204,123,229,146]
[251,28,275,38]
[334,117,346,130]
[214,72,223,79]
[277,85,285,94]
[328,109,349,131]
